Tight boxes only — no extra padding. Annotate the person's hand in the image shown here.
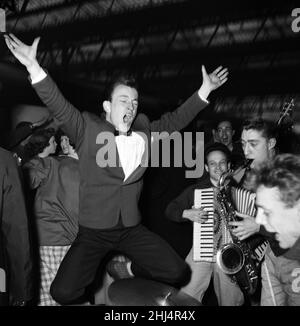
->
[182,206,208,223]
[4,34,40,71]
[229,211,260,240]
[198,65,229,100]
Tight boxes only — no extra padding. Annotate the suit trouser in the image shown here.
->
[181,247,244,306]
[50,224,189,305]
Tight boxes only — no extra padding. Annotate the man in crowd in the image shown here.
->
[229,119,292,305]
[231,118,277,230]
[58,132,79,160]
[254,154,300,305]
[212,117,244,170]
[0,146,33,306]
[165,143,244,305]
[23,128,79,305]
[5,33,228,305]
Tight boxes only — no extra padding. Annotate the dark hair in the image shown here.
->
[9,121,33,149]
[254,153,300,207]
[204,142,231,164]
[212,115,234,130]
[24,128,56,160]
[55,129,75,150]
[105,75,138,101]
[242,119,277,140]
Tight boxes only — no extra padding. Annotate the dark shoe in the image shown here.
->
[106,259,133,280]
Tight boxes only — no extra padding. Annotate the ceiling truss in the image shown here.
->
[0,0,299,111]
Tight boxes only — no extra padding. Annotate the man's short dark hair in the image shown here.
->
[212,115,235,130]
[242,119,277,140]
[204,142,231,164]
[56,129,75,150]
[254,153,300,208]
[105,75,138,101]
[9,121,33,150]
[24,128,56,160]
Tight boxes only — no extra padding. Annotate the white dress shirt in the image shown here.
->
[115,132,145,181]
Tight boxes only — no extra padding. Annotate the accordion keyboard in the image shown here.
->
[193,188,215,262]
[254,240,269,261]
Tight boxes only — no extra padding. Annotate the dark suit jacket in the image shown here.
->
[0,147,33,305]
[33,75,208,229]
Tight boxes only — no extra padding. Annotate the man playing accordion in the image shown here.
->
[165,142,244,306]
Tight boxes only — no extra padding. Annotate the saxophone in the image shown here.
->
[215,160,259,295]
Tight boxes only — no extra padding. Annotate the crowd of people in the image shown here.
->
[0,33,299,306]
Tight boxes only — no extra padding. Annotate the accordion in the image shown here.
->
[231,187,268,262]
[193,188,215,262]
[231,187,256,217]
[193,186,268,262]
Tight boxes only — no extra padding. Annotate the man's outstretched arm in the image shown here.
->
[150,65,229,133]
[4,34,85,147]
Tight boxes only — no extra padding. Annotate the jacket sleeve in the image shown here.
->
[165,185,195,223]
[23,158,51,190]
[32,74,85,149]
[2,156,33,304]
[150,92,207,134]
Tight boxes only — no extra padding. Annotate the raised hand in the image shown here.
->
[4,34,40,69]
[202,65,229,91]
[198,65,229,100]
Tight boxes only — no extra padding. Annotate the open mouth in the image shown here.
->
[123,113,133,123]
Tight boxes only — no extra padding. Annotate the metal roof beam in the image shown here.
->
[11,1,296,44]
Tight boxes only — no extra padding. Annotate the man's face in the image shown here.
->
[256,185,300,249]
[215,121,234,148]
[47,136,57,154]
[205,150,230,184]
[60,135,71,155]
[104,84,138,132]
[241,129,274,169]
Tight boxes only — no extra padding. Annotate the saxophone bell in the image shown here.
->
[215,165,259,295]
[216,243,245,275]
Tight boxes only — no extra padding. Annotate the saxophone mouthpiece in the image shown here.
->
[244,159,254,170]
[245,158,253,165]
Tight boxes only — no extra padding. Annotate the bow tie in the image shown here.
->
[114,129,132,136]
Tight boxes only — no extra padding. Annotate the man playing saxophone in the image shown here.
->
[229,119,290,305]
[230,119,278,239]
[165,142,244,306]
